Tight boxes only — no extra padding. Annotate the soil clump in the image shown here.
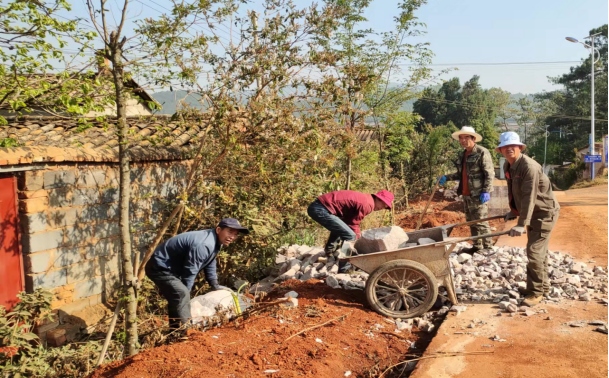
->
[397,191,503,238]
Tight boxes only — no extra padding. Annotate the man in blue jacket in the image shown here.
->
[145,218,249,329]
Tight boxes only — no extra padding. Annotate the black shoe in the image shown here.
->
[459,246,480,254]
[338,260,354,273]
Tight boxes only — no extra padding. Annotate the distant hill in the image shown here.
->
[151,89,533,116]
[152,88,416,115]
[152,90,204,115]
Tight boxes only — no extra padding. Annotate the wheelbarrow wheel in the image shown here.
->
[365,260,438,319]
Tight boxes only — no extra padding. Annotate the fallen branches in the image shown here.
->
[240,298,290,318]
[284,314,347,342]
[378,351,494,378]
[377,331,410,341]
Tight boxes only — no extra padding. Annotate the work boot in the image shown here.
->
[522,294,543,307]
[324,240,343,258]
[459,245,480,255]
[519,287,550,296]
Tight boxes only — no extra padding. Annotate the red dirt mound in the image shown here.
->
[91,280,428,378]
[397,191,503,238]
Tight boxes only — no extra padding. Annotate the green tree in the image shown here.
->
[413,75,500,152]
[382,111,418,205]
[531,23,608,166]
[0,0,104,124]
[488,87,513,131]
[84,0,222,356]
[550,24,608,142]
[322,0,433,189]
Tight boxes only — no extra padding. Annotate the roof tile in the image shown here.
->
[0,115,205,165]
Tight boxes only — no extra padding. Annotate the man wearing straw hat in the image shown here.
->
[496,132,560,307]
[438,126,495,254]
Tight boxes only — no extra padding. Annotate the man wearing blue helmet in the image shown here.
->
[496,132,560,307]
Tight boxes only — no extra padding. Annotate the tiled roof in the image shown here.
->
[353,129,379,142]
[0,115,208,164]
[1,115,206,150]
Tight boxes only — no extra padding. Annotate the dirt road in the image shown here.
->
[501,184,608,265]
[412,184,608,378]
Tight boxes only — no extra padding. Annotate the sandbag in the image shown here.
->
[190,289,253,324]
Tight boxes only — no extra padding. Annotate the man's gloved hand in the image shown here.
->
[504,211,517,221]
[346,245,358,257]
[479,192,490,204]
[509,226,526,237]
[437,176,447,186]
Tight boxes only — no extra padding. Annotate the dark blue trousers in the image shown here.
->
[307,199,355,272]
[146,261,191,329]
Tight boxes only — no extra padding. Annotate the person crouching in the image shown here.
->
[145,218,249,329]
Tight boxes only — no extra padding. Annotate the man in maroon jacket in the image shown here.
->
[307,190,394,270]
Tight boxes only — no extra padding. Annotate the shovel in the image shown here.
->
[415,177,441,231]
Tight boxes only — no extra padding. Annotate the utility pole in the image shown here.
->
[565,32,601,180]
[589,33,596,180]
[543,125,549,173]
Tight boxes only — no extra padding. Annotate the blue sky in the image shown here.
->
[366,0,608,94]
[64,0,607,94]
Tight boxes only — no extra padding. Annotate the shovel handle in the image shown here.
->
[443,215,506,231]
[415,178,441,231]
[434,230,511,247]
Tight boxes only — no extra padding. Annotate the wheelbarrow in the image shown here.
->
[341,215,510,319]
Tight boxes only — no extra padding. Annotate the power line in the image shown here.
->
[147,0,234,36]
[398,60,581,67]
[54,14,98,33]
[138,0,232,44]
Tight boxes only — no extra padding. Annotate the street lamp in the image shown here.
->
[565,33,601,179]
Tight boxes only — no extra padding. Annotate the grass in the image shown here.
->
[570,176,609,190]
[277,227,325,247]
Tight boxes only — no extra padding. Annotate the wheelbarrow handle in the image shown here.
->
[433,230,511,247]
[443,215,506,231]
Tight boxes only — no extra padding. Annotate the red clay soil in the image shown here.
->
[396,191,503,238]
[91,280,431,378]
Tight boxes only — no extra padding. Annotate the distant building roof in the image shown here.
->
[577,142,604,153]
[354,129,379,142]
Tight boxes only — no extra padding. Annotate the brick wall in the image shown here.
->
[17,160,192,314]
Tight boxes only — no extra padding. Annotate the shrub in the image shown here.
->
[549,159,585,190]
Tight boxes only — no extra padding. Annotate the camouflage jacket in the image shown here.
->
[445,144,495,197]
[503,154,560,228]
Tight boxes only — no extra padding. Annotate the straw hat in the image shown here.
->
[452,126,482,142]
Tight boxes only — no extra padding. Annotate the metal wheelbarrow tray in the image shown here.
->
[342,216,509,319]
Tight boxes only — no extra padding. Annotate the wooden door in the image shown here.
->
[0,175,24,309]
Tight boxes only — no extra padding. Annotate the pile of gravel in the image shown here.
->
[273,245,368,289]
[450,243,608,304]
[263,242,608,307]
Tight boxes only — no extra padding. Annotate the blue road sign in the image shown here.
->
[584,155,602,163]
